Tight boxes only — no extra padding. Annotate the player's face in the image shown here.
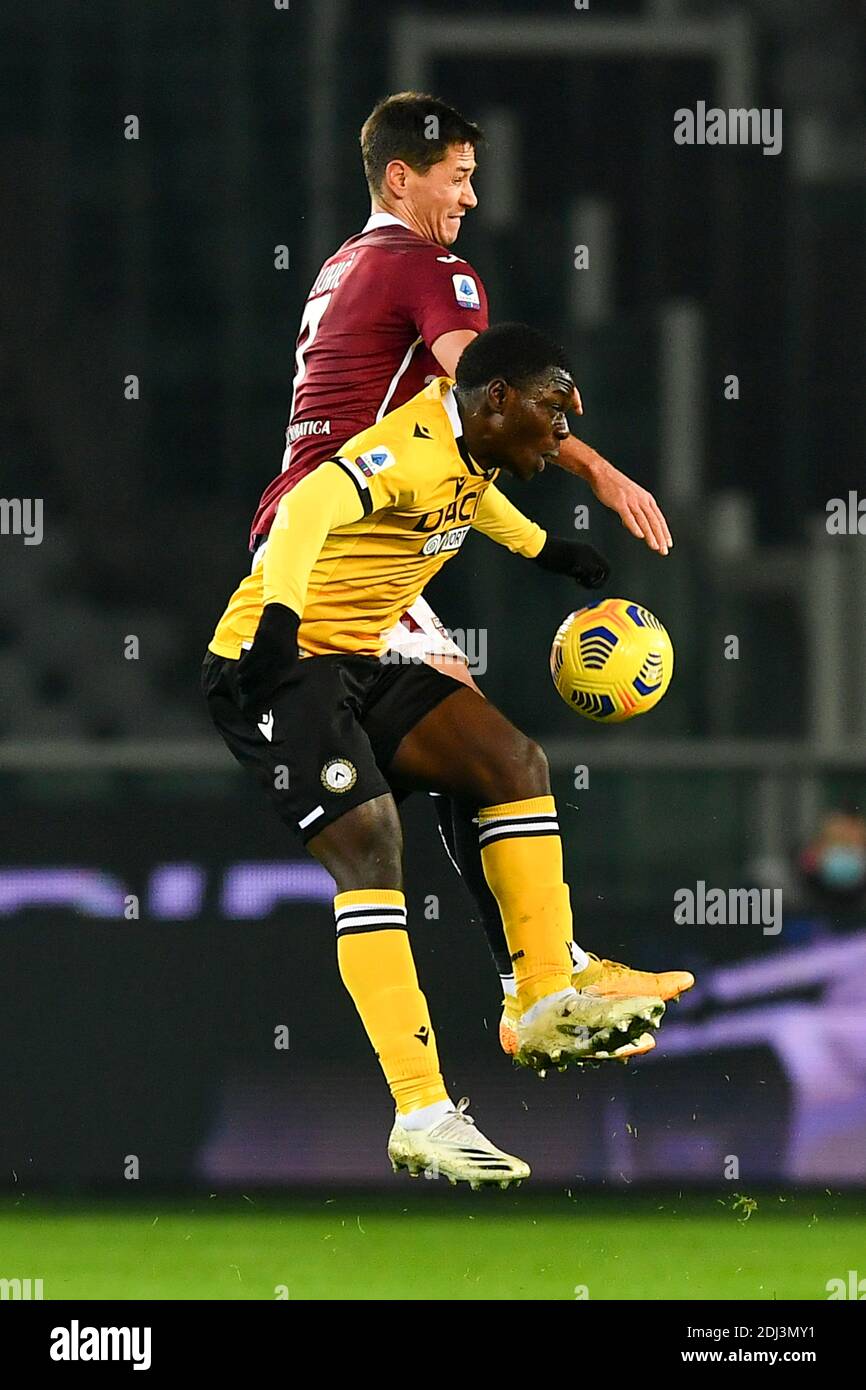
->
[407,143,478,246]
[488,373,574,482]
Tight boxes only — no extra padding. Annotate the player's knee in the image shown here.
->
[480,732,550,805]
[308,794,403,892]
[508,734,550,800]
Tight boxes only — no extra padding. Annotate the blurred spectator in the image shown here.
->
[799,806,866,911]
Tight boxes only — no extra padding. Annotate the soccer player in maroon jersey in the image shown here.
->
[248,93,691,1056]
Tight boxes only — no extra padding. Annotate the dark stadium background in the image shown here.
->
[1,0,865,1192]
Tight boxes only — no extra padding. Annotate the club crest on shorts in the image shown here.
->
[320,758,357,793]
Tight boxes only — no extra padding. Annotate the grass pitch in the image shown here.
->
[1,1191,862,1300]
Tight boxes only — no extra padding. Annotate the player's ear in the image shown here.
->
[383,158,410,198]
[485,377,509,414]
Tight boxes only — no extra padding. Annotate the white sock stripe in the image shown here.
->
[478,827,560,849]
[337,906,408,917]
[336,919,408,935]
[335,906,407,915]
[335,906,407,934]
[478,819,559,843]
[334,902,406,917]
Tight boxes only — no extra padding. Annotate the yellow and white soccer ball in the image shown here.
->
[550,598,673,722]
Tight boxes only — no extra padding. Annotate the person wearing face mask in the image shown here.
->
[799,807,866,911]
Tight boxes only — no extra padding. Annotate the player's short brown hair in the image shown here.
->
[360,92,483,195]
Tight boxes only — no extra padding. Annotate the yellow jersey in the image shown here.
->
[209,378,546,659]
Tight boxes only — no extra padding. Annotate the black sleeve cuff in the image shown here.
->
[533,536,580,574]
[257,603,301,645]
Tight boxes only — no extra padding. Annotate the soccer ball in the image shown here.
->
[550,598,673,722]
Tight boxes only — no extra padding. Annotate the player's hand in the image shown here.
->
[587,460,672,555]
[533,536,610,590]
[236,602,301,721]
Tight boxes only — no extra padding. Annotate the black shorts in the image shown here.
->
[201,648,460,843]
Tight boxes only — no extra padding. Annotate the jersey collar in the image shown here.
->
[361,211,413,234]
[442,386,492,477]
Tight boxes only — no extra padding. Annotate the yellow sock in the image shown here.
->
[334,889,449,1115]
[478,796,573,1011]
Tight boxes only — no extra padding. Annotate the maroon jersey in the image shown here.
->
[249,213,489,548]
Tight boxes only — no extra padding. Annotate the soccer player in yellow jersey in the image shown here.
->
[203,325,670,1186]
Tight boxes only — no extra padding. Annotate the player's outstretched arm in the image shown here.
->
[472,486,609,590]
[470,482,546,557]
[556,431,673,556]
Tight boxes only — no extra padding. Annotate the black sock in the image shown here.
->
[430,793,513,981]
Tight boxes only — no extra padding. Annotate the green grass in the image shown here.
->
[1,1192,863,1300]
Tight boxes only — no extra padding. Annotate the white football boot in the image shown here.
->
[388,1097,530,1190]
[515,987,665,1074]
